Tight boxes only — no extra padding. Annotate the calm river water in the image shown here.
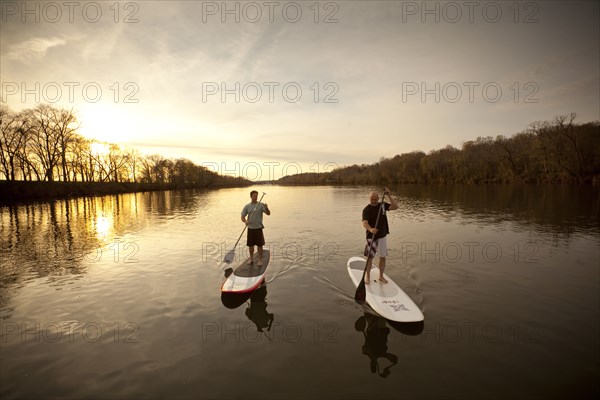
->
[1,185,598,399]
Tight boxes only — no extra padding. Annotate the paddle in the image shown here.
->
[223,192,266,263]
[355,191,386,305]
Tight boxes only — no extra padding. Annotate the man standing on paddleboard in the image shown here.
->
[241,190,270,266]
[362,188,398,284]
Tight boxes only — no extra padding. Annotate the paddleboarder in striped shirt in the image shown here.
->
[241,190,270,266]
[362,188,398,284]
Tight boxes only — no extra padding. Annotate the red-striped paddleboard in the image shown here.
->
[221,248,270,293]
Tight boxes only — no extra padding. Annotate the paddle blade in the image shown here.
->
[224,267,233,278]
[223,249,235,263]
[354,316,367,332]
[355,279,366,305]
[355,260,370,305]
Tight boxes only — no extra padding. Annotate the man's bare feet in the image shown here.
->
[247,257,253,265]
[379,276,388,284]
[257,260,263,266]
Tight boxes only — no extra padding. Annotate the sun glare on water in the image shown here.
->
[94,214,113,239]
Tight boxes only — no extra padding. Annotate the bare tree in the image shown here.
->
[107,143,131,182]
[0,105,18,180]
[25,105,63,181]
[127,148,142,183]
[51,107,80,182]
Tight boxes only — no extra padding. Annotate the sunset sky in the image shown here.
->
[1,0,598,179]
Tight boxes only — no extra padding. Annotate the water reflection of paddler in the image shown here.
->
[245,286,274,334]
[355,313,398,378]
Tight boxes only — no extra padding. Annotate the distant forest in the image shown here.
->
[0,104,248,188]
[3,105,598,189]
[278,114,600,185]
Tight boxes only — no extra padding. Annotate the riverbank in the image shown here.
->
[0,180,251,203]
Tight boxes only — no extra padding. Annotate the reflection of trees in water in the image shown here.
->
[391,184,600,238]
[143,190,192,218]
[0,190,204,308]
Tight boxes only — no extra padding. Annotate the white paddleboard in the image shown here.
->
[347,256,424,322]
[221,248,270,293]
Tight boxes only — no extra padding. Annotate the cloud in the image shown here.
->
[125,139,345,162]
[4,37,67,63]
[1,1,597,168]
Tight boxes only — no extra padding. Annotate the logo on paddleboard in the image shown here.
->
[390,304,410,312]
[382,300,410,312]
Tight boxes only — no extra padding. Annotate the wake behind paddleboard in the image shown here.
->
[347,256,424,322]
[221,248,270,293]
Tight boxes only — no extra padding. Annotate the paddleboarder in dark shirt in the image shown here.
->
[362,188,398,284]
[241,190,270,266]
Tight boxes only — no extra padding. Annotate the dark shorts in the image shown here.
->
[247,228,265,247]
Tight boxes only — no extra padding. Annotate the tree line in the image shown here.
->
[0,104,249,187]
[277,114,600,185]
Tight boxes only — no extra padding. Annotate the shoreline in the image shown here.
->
[0,180,251,203]
[2,180,598,204]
